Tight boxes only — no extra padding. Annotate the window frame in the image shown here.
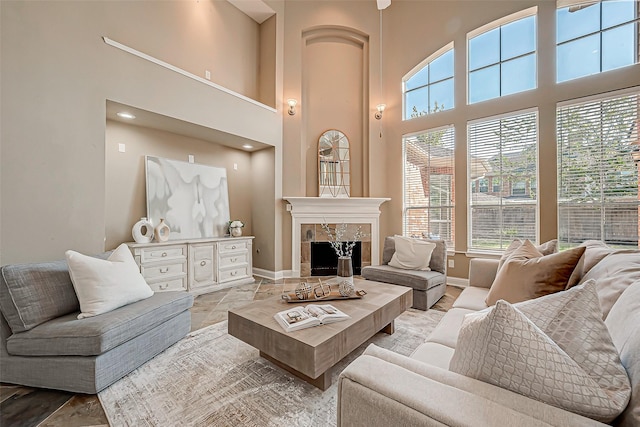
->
[402,42,455,120]
[556,0,640,83]
[467,108,540,253]
[466,6,538,104]
[402,125,456,247]
[556,87,640,248]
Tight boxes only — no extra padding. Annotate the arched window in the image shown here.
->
[402,43,454,120]
[467,8,537,104]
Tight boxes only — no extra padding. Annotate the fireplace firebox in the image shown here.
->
[310,242,362,276]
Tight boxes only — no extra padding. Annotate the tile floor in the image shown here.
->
[0,277,462,427]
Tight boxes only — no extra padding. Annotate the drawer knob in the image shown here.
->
[159,283,169,290]
[231,271,237,276]
[200,260,207,266]
[161,252,168,257]
[159,267,169,274]
[231,257,237,263]
[231,245,237,249]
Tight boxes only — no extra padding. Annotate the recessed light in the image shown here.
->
[117,112,136,120]
[242,144,253,149]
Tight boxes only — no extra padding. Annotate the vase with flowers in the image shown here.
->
[320,223,365,289]
[228,220,244,237]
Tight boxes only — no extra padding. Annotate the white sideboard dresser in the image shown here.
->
[127,236,254,295]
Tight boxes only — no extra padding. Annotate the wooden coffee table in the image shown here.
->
[227,279,412,390]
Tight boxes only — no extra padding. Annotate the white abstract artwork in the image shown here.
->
[146,156,230,239]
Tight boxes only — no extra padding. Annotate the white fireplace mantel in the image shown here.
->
[283,197,390,277]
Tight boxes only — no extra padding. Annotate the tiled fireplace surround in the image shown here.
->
[284,197,390,277]
[300,223,372,277]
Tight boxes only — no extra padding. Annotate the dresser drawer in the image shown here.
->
[218,240,248,254]
[219,252,248,268]
[141,262,186,280]
[140,245,187,263]
[190,244,215,289]
[219,265,250,283]
[147,276,187,292]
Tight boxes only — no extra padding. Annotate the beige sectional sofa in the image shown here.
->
[338,247,639,426]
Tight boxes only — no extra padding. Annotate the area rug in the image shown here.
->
[98,308,445,427]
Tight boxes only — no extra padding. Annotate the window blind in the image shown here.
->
[557,90,639,248]
[468,110,538,250]
[403,125,455,248]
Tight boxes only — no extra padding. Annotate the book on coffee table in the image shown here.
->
[274,304,349,332]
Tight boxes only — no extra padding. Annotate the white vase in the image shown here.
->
[132,217,154,243]
[154,218,170,242]
[230,227,243,237]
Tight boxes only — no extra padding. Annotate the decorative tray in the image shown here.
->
[281,289,367,303]
[281,280,367,303]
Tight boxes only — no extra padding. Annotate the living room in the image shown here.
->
[2,0,640,426]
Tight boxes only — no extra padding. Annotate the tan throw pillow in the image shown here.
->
[498,238,558,271]
[388,236,436,271]
[66,243,154,319]
[486,240,584,306]
[451,281,631,422]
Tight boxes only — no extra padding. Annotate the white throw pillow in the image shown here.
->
[66,243,154,319]
[450,280,631,423]
[388,236,436,271]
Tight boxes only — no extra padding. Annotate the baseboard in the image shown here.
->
[253,268,293,281]
[447,276,469,288]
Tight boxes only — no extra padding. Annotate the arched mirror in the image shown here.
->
[318,129,350,198]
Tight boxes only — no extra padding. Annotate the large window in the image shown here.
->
[403,44,454,120]
[557,90,639,248]
[468,9,537,104]
[557,1,639,83]
[468,110,538,250]
[403,126,455,247]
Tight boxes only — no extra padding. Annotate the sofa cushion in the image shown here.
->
[425,307,475,348]
[6,291,193,357]
[410,341,455,369]
[567,240,615,288]
[451,286,489,311]
[388,236,436,271]
[361,265,444,292]
[605,281,640,427]
[485,240,584,305]
[579,250,640,319]
[0,260,79,333]
[381,236,446,274]
[450,293,630,423]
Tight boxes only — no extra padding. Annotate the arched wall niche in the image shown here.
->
[301,25,370,197]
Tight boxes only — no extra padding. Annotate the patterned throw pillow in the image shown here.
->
[450,280,631,422]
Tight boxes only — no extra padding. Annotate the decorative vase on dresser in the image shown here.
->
[127,236,254,295]
[154,218,171,242]
[230,227,243,237]
[131,217,154,243]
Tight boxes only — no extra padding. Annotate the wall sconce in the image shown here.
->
[375,104,386,120]
[287,99,298,116]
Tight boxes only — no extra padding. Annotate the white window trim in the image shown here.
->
[467,6,538,39]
